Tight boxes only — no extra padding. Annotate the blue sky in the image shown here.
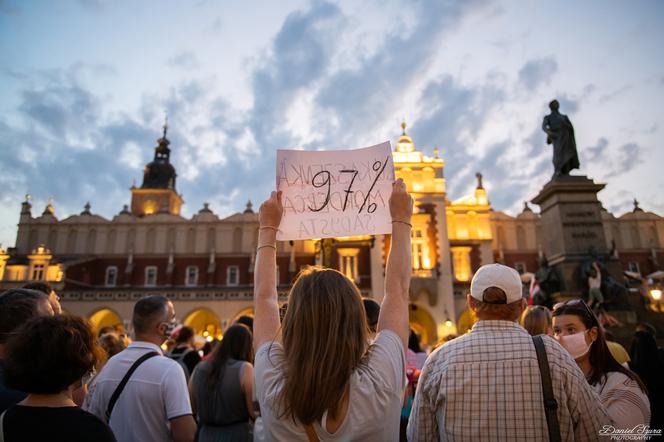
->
[1,0,663,248]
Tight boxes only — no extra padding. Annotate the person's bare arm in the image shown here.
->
[170,415,197,442]
[187,376,196,416]
[253,191,284,351]
[376,178,414,349]
[241,363,258,420]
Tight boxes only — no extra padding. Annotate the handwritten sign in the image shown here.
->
[276,142,395,240]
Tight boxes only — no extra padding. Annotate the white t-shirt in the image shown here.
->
[83,341,192,442]
[255,329,406,442]
[592,370,651,429]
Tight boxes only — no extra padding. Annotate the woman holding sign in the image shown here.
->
[253,178,413,441]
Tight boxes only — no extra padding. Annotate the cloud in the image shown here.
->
[166,51,199,69]
[518,57,558,92]
[583,137,609,163]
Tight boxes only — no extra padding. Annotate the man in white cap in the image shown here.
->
[407,263,608,441]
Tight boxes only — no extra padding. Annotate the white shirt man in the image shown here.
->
[84,296,196,442]
[407,264,609,442]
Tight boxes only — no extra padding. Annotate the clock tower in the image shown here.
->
[130,119,184,216]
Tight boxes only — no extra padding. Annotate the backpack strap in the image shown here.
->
[105,351,159,423]
[532,335,561,442]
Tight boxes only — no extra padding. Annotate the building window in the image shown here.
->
[31,263,45,281]
[411,228,431,270]
[227,265,239,286]
[628,262,640,275]
[514,262,527,275]
[337,248,360,282]
[185,266,199,286]
[145,266,157,287]
[105,266,118,287]
[451,246,472,282]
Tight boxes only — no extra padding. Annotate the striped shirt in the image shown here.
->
[592,371,650,429]
[407,320,608,442]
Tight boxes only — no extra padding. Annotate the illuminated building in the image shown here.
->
[1,122,662,345]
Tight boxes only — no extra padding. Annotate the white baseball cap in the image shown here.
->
[470,263,523,304]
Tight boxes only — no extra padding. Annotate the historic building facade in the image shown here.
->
[1,122,663,344]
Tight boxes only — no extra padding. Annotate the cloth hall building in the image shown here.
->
[1,123,662,345]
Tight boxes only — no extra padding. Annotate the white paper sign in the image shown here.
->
[276,142,395,241]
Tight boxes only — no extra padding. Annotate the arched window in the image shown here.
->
[232,227,243,253]
[146,228,156,253]
[126,229,136,252]
[516,226,526,250]
[86,229,97,253]
[107,229,117,253]
[67,230,78,253]
[207,228,216,251]
[496,226,506,250]
[47,229,57,250]
[186,228,196,253]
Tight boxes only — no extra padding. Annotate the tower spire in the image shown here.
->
[162,111,169,139]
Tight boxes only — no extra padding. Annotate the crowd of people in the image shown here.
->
[0,179,662,441]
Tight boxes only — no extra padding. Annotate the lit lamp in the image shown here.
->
[650,287,662,313]
[444,318,453,327]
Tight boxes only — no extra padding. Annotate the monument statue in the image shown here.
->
[542,99,580,178]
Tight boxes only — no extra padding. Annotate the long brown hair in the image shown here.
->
[552,300,647,393]
[280,266,368,425]
[207,324,253,390]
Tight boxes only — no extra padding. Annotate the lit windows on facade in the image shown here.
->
[27,245,54,282]
[451,246,472,282]
[411,227,431,273]
[144,266,158,287]
[338,248,359,283]
[185,266,199,286]
[105,266,118,287]
[31,263,45,281]
[227,265,239,286]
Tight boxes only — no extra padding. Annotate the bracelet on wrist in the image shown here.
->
[256,244,277,252]
[391,220,412,228]
[259,226,279,231]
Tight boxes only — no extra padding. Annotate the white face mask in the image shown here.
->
[556,330,593,360]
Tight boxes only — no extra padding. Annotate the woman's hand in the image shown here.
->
[389,178,413,223]
[259,190,283,228]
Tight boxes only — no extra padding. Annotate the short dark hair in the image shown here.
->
[5,315,102,394]
[175,325,195,344]
[132,295,169,334]
[235,315,254,332]
[0,289,49,344]
[362,298,380,333]
[22,282,54,295]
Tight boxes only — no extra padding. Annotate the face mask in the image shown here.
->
[162,321,177,338]
[556,330,592,360]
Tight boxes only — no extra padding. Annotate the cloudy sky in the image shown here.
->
[1,0,663,248]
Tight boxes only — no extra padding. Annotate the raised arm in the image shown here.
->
[253,191,284,351]
[377,178,414,349]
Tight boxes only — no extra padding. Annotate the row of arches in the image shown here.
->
[87,304,478,345]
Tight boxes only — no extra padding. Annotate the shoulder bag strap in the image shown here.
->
[532,335,561,442]
[0,409,6,442]
[105,351,159,423]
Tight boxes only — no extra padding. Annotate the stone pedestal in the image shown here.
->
[531,175,608,294]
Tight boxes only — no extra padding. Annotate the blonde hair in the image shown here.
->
[520,305,552,336]
[280,266,368,425]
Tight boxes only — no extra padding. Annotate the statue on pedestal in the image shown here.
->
[542,99,580,178]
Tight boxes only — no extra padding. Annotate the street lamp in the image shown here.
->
[650,287,662,312]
